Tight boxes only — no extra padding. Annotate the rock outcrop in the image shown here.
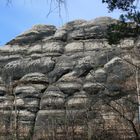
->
[0,17,140,140]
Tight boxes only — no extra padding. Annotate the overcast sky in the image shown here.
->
[0,0,122,45]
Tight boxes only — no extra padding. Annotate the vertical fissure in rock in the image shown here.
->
[30,86,48,140]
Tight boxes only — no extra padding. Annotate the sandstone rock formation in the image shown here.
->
[0,17,139,140]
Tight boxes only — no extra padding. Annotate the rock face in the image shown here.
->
[0,17,140,140]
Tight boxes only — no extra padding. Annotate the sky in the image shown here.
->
[0,0,122,46]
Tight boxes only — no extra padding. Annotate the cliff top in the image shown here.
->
[6,17,118,46]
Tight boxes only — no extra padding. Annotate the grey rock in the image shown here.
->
[54,20,86,41]
[83,82,105,94]
[40,86,65,109]
[57,73,82,95]
[66,17,117,40]
[104,57,133,80]
[0,45,28,55]
[14,85,40,98]
[42,41,64,56]
[0,17,139,139]
[3,57,55,82]
[20,72,49,84]
[86,69,107,83]
[65,42,84,53]
[66,91,88,108]
[18,110,35,121]
[0,86,6,96]
[6,24,56,45]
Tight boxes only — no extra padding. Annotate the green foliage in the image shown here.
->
[102,0,136,11]
[102,0,140,24]
[102,0,140,44]
[107,21,140,44]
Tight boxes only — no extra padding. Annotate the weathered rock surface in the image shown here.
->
[0,17,139,140]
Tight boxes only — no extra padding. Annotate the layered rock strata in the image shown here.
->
[0,17,139,140]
